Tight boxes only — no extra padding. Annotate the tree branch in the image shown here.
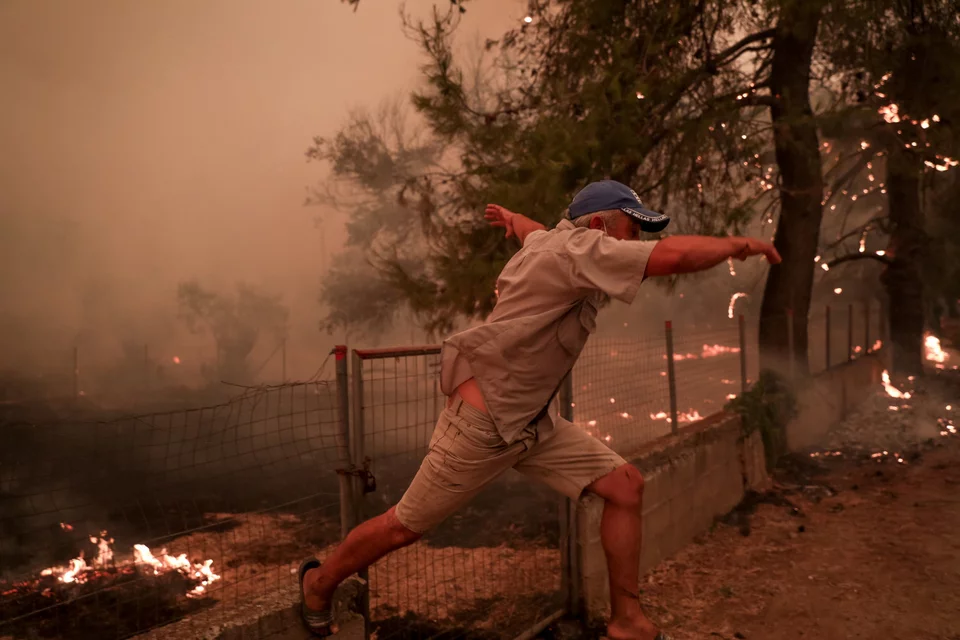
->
[826,252,893,268]
[823,215,888,250]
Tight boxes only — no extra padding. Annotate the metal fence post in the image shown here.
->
[786,309,796,382]
[665,321,678,433]
[349,349,370,628]
[738,314,748,395]
[825,305,832,370]
[557,374,580,617]
[847,303,854,362]
[864,300,871,353]
[333,345,354,539]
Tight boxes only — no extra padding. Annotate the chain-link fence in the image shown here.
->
[1,301,885,640]
[350,347,564,640]
[1,380,346,639]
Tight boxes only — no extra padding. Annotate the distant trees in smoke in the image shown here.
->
[176,281,289,384]
[306,98,442,339]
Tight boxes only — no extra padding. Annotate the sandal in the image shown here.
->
[298,557,336,637]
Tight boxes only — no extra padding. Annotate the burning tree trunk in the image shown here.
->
[881,143,927,376]
[758,0,827,377]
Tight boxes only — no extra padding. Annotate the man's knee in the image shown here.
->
[384,505,425,546]
[595,464,644,509]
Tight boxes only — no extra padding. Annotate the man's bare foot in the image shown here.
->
[303,567,334,615]
[606,615,662,640]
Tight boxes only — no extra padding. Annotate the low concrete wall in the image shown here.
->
[785,353,884,452]
[577,413,768,619]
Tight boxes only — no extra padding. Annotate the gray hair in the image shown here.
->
[569,208,624,230]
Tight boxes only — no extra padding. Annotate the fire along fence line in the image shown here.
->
[0,303,886,640]
[0,381,348,640]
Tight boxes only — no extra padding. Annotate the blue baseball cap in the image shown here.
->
[568,180,670,232]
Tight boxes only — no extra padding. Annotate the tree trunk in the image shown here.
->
[757,0,827,377]
[881,144,926,376]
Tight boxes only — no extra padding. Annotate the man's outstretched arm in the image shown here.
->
[485,204,547,244]
[644,235,781,278]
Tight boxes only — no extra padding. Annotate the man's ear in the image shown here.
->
[588,216,604,231]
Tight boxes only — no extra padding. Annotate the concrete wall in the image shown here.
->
[575,354,884,620]
[784,353,883,452]
[576,413,768,619]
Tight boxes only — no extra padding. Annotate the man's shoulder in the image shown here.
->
[524,222,597,253]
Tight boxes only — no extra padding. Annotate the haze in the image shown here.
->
[0,0,522,382]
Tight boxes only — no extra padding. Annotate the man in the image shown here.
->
[299,180,781,639]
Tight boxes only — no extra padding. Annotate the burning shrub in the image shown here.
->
[726,370,798,471]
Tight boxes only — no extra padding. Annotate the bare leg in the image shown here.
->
[303,506,421,611]
[587,464,660,640]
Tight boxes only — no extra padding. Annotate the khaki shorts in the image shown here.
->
[395,396,626,533]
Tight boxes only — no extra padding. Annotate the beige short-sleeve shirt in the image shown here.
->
[439,219,657,443]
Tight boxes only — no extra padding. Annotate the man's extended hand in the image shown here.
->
[735,238,782,264]
[485,204,517,239]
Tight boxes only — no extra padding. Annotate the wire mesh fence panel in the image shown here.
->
[828,306,849,369]
[670,325,744,424]
[0,381,346,640]
[355,350,562,640]
[572,337,672,454]
[846,303,866,362]
[807,309,828,375]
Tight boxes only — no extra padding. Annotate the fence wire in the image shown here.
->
[572,337,672,454]
[0,381,345,640]
[354,351,562,640]
[1,300,885,640]
[671,325,744,423]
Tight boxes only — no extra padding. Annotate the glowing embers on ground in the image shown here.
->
[881,370,912,400]
[664,343,741,361]
[869,450,907,464]
[649,409,704,424]
[37,528,220,599]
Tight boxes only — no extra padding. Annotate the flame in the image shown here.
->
[872,339,882,351]
[172,356,181,364]
[924,333,948,364]
[881,370,912,399]
[37,530,219,598]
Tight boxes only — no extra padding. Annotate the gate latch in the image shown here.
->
[336,457,377,495]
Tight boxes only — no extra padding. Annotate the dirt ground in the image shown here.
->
[615,440,960,640]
